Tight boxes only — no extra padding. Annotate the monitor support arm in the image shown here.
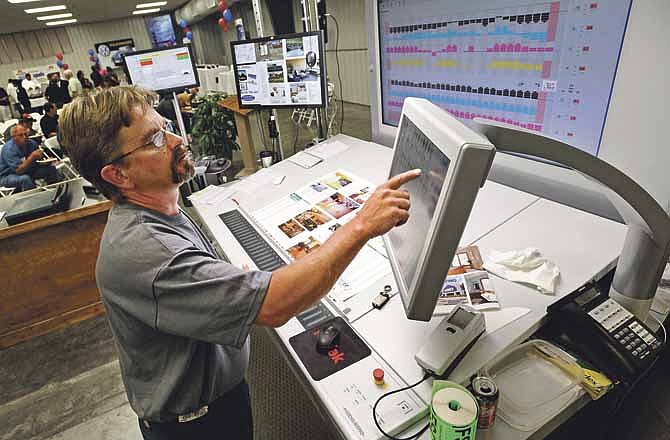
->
[473,119,670,319]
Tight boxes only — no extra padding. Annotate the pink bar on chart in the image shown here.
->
[542,61,552,78]
[535,92,547,123]
[547,2,560,42]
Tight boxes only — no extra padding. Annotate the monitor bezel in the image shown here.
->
[383,98,495,321]
[230,30,328,110]
[122,45,200,95]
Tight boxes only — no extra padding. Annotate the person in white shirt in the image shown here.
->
[6,79,18,118]
[63,69,83,99]
[21,73,41,98]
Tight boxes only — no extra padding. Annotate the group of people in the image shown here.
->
[0,65,120,121]
[0,63,126,193]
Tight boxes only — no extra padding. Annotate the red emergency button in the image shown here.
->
[373,368,385,385]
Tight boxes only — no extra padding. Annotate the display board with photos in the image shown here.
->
[231,31,327,108]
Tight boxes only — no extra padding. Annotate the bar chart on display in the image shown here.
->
[377,0,633,156]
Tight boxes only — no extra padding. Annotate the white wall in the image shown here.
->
[598,0,670,212]
[292,0,370,106]
[0,17,151,87]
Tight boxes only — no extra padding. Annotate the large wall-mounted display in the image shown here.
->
[147,14,178,48]
[377,0,632,156]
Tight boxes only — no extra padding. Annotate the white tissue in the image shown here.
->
[483,248,560,294]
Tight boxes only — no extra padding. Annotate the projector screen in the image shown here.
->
[123,46,199,95]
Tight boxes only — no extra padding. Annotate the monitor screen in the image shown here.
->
[387,116,451,292]
[147,14,177,48]
[123,46,199,95]
[376,0,633,157]
[231,31,327,108]
[383,97,495,321]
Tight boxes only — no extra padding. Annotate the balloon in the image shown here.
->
[56,52,63,60]
[63,63,69,70]
[178,19,187,28]
[218,17,226,28]
[89,56,95,62]
[218,0,227,11]
[87,49,94,56]
[186,31,193,39]
[56,60,64,68]
[100,69,107,76]
[93,56,99,63]
[223,8,233,22]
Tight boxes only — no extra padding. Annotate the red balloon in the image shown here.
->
[89,56,95,62]
[63,63,69,70]
[218,17,227,29]
[56,52,63,60]
[218,0,227,11]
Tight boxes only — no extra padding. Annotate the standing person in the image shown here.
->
[40,102,59,138]
[63,69,83,99]
[21,73,41,97]
[77,70,94,90]
[0,87,11,122]
[15,83,31,115]
[6,79,19,118]
[90,65,103,88]
[45,72,71,108]
[58,86,419,440]
[0,124,59,192]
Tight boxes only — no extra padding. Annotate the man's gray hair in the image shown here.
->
[59,86,158,202]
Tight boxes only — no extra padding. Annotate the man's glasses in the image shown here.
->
[106,120,181,165]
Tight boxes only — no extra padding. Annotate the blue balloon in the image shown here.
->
[93,56,99,63]
[186,31,193,39]
[223,9,233,22]
[87,48,94,56]
[179,19,188,28]
[56,60,64,67]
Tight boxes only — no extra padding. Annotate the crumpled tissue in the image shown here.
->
[483,248,561,294]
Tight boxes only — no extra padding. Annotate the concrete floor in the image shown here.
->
[2,102,670,440]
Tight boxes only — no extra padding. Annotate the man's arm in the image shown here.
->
[15,143,43,175]
[255,169,421,327]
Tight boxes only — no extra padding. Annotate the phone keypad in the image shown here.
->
[613,320,659,359]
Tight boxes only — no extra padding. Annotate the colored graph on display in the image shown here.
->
[378,0,633,156]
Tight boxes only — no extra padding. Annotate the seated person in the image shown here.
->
[3,115,36,141]
[0,125,59,192]
[40,102,59,138]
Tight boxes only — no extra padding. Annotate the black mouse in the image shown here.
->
[316,324,341,354]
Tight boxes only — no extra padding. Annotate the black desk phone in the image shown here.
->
[546,281,664,382]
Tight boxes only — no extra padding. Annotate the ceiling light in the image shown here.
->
[45,18,77,26]
[132,7,160,14]
[136,1,167,7]
[36,12,72,21]
[25,4,67,13]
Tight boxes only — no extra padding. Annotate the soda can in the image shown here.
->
[471,375,498,430]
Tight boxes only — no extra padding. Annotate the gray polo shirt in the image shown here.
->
[96,203,271,422]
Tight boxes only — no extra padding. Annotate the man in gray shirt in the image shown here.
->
[58,86,419,440]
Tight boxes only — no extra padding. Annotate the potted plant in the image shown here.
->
[191,92,239,159]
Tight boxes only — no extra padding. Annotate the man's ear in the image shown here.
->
[100,164,133,190]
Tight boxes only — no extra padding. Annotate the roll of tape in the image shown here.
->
[429,380,478,440]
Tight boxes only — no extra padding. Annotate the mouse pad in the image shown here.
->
[289,317,371,381]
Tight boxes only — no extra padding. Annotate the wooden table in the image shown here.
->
[0,188,111,349]
[219,95,258,177]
